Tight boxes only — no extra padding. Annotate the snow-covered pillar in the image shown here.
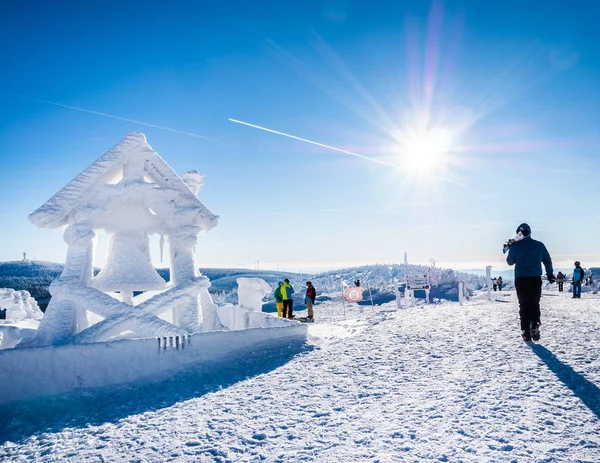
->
[64,222,95,334]
[169,227,224,332]
[169,226,200,285]
[169,228,199,329]
[486,266,493,301]
[459,281,465,306]
[28,222,95,346]
[62,222,96,282]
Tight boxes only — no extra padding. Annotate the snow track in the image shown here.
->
[1,292,599,462]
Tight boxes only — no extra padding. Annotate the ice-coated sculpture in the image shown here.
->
[0,288,43,322]
[25,132,223,346]
[236,278,272,312]
[0,289,43,349]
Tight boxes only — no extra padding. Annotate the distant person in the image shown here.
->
[572,261,584,299]
[274,282,284,317]
[497,276,503,291]
[556,272,565,292]
[504,223,555,342]
[492,278,498,291]
[281,279,295,319]
[305,281,316,322]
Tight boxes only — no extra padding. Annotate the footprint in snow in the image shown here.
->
[252,432,267,441]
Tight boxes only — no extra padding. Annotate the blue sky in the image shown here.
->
[1,0,599,272]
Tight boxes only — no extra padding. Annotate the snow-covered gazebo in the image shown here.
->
[26,132,223,346]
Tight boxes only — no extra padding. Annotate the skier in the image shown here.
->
[497,276,503,291]
[572,261,584,299]
[305,281,316,322]
[281,279,295,319]
[274,282,284,317]
[556,272,565,292]
[504,223,555,342]
[492,278,498,291]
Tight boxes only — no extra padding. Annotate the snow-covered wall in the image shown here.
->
[217,304,290,331]
[0,323,307,405]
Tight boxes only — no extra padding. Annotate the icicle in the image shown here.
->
[159,235,165,263]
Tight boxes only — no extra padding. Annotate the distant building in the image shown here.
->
[22,252,27,262]
[404,252,408,266]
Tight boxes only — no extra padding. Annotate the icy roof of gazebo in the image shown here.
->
[29,132,218,231]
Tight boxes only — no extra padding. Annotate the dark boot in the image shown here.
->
[531,322,540,341]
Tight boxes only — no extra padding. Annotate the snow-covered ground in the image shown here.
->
[1,289,599,462]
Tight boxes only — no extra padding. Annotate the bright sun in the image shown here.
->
[399,128,453,176]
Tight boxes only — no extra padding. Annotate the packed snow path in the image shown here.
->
[1,291,599,462]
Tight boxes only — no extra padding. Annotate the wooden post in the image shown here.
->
[341,280,347,320]
[367,281,375,312]
[486,266,493,301]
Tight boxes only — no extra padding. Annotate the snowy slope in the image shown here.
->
[1,290,599,462]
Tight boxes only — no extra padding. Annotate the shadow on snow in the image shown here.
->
[0,338,311,445]
[529,343,600,419]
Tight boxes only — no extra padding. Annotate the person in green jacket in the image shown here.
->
[274,282,284,317]
[280,279,295,319]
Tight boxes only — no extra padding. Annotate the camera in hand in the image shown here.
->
[504,238,515,249]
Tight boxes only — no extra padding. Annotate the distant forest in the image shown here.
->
[0,261,64,311]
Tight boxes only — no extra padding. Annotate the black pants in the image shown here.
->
[283,299,293,318]
[558,282,564,292]
[515,276,542,331]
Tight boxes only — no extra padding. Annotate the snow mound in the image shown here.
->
[236,277,272,312]
[0,288,42,322]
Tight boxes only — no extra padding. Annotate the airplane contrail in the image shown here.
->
[4,91,216,140]
[229,118,396,167]
[228,118,466,187]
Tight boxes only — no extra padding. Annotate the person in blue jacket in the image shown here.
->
[572,261,584,299]
[504,223,555,342]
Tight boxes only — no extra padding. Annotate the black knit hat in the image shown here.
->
[516,223,531,236]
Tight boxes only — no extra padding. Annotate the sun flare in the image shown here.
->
[399,128,453,176]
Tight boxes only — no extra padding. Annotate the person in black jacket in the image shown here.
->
[504,223,555,342]
[572,261,584,299]
[305,281,316,322]
[556,272,565,292]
